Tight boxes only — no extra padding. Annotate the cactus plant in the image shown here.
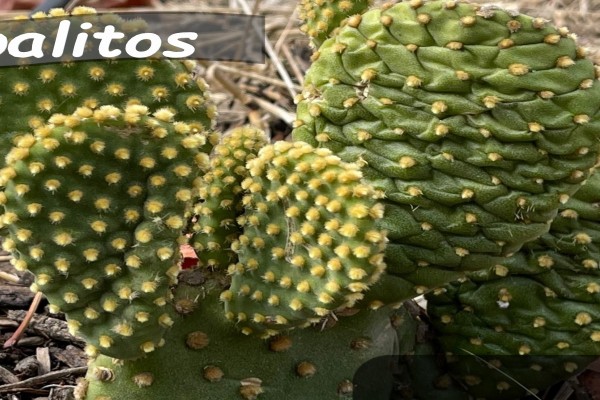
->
[425,170,600,399]
[0,7,216,167]
[0,6,218,235]
[292,0,600,302]
[2,1,600,399]
[298,0,374,48]
[220,140,387,336]
[191,125,268,270]
[1,104,211,359]
[79,274,413,400]
[0,6,217,360]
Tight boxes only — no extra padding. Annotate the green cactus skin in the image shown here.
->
[425,171,600,399]
[292,0,600,302]
[219,140,388,337]
[0,105,211,360]
[298,0,374,48]
[0,7,217,170]
[191,126,269,270]
[79,275,410,400]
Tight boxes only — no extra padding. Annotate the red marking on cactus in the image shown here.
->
[180,244,198,269]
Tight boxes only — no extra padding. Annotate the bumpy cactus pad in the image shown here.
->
[192,126,268,269]
[220,141,388,337]
[0,7,216,167]
[293,0,600,299]
[426,280,598,400]
[426,172,600,399]
[80,276,408,400]
[1,105,210,359]
[298,0,373,48]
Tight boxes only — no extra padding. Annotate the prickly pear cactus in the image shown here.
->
[426,171,600,399]
[0,105,211,359]
[220,141,388,337]
[191,126,269,270]
[0,7,216,169]
[0,6,217,359]
[298,0,373,48]
[293,0,600,303]
[79,274,411,400]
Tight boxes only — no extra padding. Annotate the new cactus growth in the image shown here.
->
[191,126,269,270]
[220,140,387,336]
[298,0,374,48]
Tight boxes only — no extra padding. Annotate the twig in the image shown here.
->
[0,367,87,393]
[0,271,19,284]
[0,366,19,385]
[248,94,295,124]
[3,292,43,348]
[63,0,82,12]
[281,44,305,86]
[201,61,250,105]
[273,6,298,55]
[459,348,542,400]
[235,0,298,98]
[214,64,302,91]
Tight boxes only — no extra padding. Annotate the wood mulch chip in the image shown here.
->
[1,251,87,400]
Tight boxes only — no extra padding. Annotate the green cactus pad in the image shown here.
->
[220,141,388,337]
[426,279,598,400]
[298,0,373,48]
[80,275,409,400]
[191,126,268,270]
[426,172,600,399]
[292,0,600,298]
[1,105,210,359]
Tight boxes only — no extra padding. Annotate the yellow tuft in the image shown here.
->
[126,255,142,268]
[268,295,280,306]
[53,232,73,246]
[114,323,134,337]
[84,308,100,320]
[102,299,118,312]
[153,108,175,122]
[63,292,79,304]
[94,197,111,211]
[67,320,81,335]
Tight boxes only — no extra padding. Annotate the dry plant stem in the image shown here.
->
[281,44,305,85]
[0,271,19,283]
[199,60,250,104]
[273,6,298,54]
[0,367,88,393]
[272,7,304,85]
[235,0,298,98]
[249,94,295,124]
[215,64,302,91]
[3,291,43,348]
